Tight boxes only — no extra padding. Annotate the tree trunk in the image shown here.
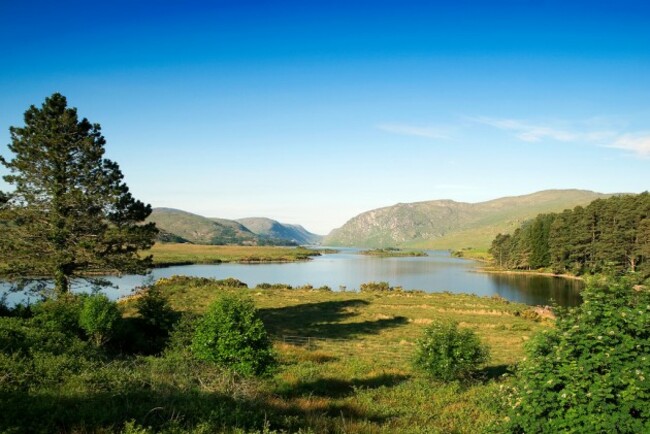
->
[54,267,69,295]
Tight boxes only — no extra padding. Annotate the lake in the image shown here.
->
[2,248,582,307]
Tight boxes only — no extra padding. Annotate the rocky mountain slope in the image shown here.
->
[323,190,612,250]
[236,217,322,245]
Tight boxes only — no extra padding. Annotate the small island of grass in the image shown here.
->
[143,243,326,267]
[360,248,428,257]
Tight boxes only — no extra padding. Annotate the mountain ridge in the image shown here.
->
[236,217,322,245]
[323,189,614,250]
[147,208,321,246]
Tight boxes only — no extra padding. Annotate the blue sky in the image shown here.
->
[1,1,649,234]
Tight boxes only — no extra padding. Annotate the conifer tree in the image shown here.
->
[0,93,157,294]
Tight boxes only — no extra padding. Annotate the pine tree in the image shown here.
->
[0,93,157,295]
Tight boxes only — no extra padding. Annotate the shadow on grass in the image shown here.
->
[278,373,411,399]
[259,299,408,339]
[0,384,390,433]
[476,364,512,382]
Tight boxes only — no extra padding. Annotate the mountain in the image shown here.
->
[323,189,612,250]
[148,208,258,245]
[236,217,322,245]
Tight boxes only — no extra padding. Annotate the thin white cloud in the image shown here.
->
[470,116,650,159]
[608,134,650,158]
[377,123,450,140]
[470,116,617,143]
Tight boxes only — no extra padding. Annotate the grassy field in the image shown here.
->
[142,243,323,266]
[360,248,428,257]
[123,277,549,433]
[451,248,492,262]
[1,275,551,433]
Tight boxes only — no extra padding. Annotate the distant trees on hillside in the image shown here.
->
[489,193,650,278]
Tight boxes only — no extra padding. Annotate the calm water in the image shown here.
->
[3,249,582,306]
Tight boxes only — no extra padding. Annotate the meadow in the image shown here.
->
[142,243,324,267]
[119,277,548,433]
[359,248,428,258]
[0,276,548,433]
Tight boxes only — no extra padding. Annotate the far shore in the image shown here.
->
[473,267,584,281]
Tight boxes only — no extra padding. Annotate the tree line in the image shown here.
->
[489,193,650,278]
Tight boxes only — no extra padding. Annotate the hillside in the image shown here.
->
[323,189,612,250]
[237,217,322,245]
[147,208,259,245]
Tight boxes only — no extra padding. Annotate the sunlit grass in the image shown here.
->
[142,243,322,266]
[141,277,550,433]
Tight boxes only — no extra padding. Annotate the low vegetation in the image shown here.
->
[1,276,550,433]
[360,248,428,257]
[414,321,490,382]
[143,243,323,266]
[451,247,492,262]
[191,294,275,377]
[501,277,650,432]
[2,275,648,432]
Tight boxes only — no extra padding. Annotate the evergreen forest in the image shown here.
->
[489,193,650,280]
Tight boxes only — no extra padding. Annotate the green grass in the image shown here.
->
[360,248,428,257]
[132,277,548,433]
[451,248,492,262]
[2,278,548,433]
[143,243,323,266]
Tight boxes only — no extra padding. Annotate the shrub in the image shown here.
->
[255,283,293,290]
[135,287,178,333]
[191,294,274,376]
[359,281,403,292]
[504,278,650,432]
[79,294,121,347]
[31,295,85,336]
[214,278,248,288]
[414,321,489,381]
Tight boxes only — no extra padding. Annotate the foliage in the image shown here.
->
[414,321,490,381]
[490,193,650,278]
[503,278,650,433]
[132,286,179,352]
[360,281,404,292]
[0,277,545,433]
[0,93,157,294]
[79,294,121,346]
[191,294,275,376]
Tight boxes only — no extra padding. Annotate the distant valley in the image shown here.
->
[149,190,613,251]
[323,189,612,250]
[147,208,323,246]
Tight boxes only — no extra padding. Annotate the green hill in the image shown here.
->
[237,217,322,245]
[323,189,612,250]
[148,208,259,245]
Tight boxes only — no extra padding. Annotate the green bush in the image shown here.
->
[504,278,650,433]
[414,321,489,381]
[214,278,249,288]
[79,294,121,347]
[31,295,85,336]
[136,287,177,332]
[191,294,274,377]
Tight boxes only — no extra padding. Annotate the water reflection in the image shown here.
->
[487,273,583,307]
[1,250,583,307]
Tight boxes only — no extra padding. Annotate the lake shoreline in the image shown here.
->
[473,267,584,281]
[152,257,315,268]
